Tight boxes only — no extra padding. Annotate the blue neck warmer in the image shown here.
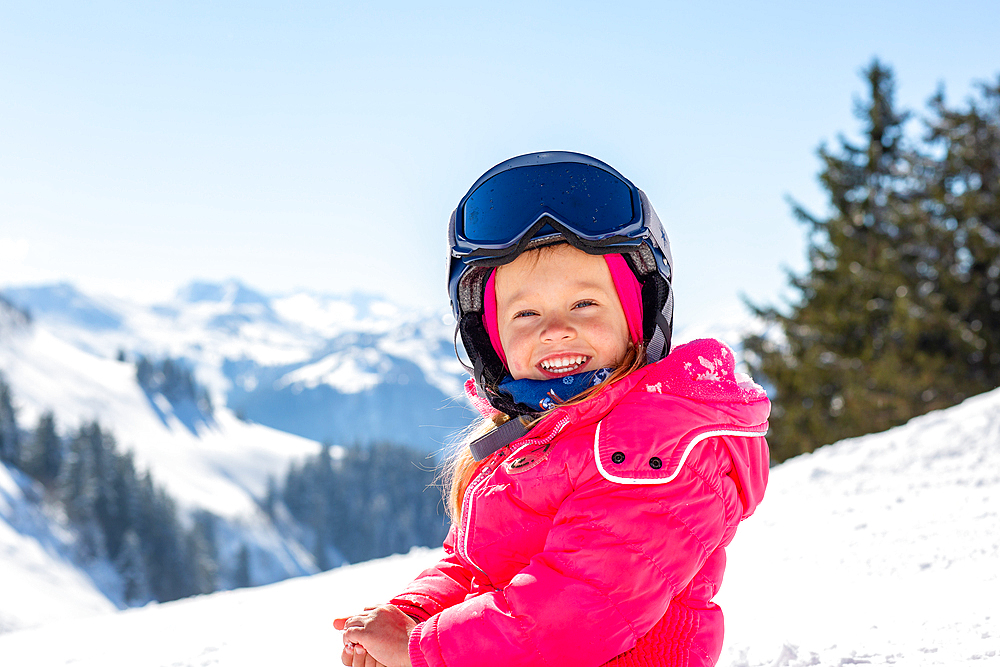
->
[498,367,614,412]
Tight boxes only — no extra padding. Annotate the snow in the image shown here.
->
[717,387,1000,666]
[276,347,389,393]
[0,299,329,600]
[0,465,117,634]
[0,320,322,519]
[1,382,998,665]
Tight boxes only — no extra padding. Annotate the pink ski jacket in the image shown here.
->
[391,339,771,667]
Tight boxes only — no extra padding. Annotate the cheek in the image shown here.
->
[503,336,533,373]
[593,321,630,363]
[499,326,544,380]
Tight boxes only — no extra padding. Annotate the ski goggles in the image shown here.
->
[449,152,650,262]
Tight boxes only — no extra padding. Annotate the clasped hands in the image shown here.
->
[334,604,416,667]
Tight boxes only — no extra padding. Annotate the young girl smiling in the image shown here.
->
[335,152,771,667]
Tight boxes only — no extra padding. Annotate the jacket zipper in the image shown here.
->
[457,416,571,573]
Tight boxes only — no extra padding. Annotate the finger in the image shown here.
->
[340,644,354,666]
[351,645,370,667]
[333,617,349,630]
[343,627,365,645]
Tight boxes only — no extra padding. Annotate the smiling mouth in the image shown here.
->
[539,355,590,375]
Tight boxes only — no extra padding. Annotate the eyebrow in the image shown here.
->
[500,278,610,308]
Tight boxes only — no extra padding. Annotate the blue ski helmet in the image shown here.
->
[448,151,674,415]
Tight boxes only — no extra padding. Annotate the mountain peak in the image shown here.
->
[176,280,270,307]
[0,283,122,331]
[0,294,32,335]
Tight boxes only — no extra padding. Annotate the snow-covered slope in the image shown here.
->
[0,296,326,624]
[0,300,322,519]
[0,464,117,634]
[1,382,996,665]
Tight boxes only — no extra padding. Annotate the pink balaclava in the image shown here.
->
[482,253,644,367]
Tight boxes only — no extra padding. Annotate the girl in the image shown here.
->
[335,152,770,667]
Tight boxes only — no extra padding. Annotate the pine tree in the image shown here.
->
[744,61,1000,461]
[0,374,20,467]
[280,441,447,565]
[115,529,153,606]
[234,544,252,589]
[60,423,106,560]
[188,510,219,594]
[135,473,197,602]
[924,78,1000,385]
[24,411,62,484]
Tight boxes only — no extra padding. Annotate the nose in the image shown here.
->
[540,313,576,343]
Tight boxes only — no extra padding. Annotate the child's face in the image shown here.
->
[494,244,630,381]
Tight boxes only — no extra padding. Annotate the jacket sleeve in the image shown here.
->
[406,456,730,667]
[389,524,476,622]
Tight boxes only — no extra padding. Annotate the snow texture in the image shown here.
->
[1,383,997,665]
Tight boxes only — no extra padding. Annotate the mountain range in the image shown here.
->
[1,280,473,453]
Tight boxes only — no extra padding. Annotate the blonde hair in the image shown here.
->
[441,342,646,520]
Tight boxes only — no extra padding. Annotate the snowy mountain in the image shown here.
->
[0,296,333,624]
[1,281,472,453]
[1,376,997,665]
[0,282,468,632]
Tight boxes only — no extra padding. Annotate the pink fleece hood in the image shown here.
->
[482,253,644,367]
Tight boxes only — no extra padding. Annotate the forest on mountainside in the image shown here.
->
[1,358,444,609]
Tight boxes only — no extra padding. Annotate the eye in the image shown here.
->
[513,309,538,319]
[572,299,598,310]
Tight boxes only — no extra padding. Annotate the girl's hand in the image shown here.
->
[334,605,416,667]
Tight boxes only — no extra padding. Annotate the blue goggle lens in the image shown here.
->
[460,162,637,246]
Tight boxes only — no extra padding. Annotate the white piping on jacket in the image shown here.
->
[592,420,769,485]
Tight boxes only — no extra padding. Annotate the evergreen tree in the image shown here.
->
[234,544,252,589]
[115,529,153,606]
[135,473,198,602]
[924,78,1000,383]
[0,374,20,467]
[107,450,142,561]
[187,510,219,594]
[60,423,106,560]
[24,411,63,485]
[744,61,1000,461]
[281,441,447,565]
[263,475,278,518]
[55,419,214,603]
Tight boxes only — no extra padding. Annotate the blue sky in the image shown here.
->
[1,1,998,329]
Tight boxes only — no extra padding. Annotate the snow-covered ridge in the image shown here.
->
[0,293,328,629]
[1,280,471,452]
[1,376,997,665]
[0,282,472,634]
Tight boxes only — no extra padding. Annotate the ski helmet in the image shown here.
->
[448,151,674,415]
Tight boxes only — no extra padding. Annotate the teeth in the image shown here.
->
[540,355,587,372]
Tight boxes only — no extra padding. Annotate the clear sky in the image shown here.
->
[1,1,998,329]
